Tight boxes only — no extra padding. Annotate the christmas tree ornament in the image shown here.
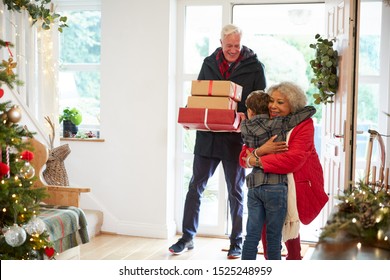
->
[0,88,4,98]
[4,224,27,247]
[24,215,46,235]
[28,249,41,260]
[20,161,35,179]
[7,105,22,123]
[2,57,17,75]
[21,150,34,161]
[1,112,8,123]
[45,247,55,258]
[0,162,10,178]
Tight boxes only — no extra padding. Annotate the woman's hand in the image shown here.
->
[241,149,255,168]
[240,136,288,168]
[255,135,288,156]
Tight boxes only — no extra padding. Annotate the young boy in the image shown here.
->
[239,90,316,168]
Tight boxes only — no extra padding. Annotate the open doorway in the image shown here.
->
[176,1,329,243]
[232,2,326,242]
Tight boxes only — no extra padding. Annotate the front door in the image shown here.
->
[321,0,357,220]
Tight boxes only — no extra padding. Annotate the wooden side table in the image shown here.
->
[311,241,390,260]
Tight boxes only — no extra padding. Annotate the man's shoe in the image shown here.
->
[227,244,242,259]
[169,238,194,254]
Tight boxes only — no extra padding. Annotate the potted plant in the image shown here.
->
[59,107,82,137]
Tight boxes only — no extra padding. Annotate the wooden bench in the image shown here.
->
[29,138,91,259]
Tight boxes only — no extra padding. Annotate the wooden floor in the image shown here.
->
[79,233,315,260]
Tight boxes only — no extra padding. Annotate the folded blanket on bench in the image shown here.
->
[38,205,90,254]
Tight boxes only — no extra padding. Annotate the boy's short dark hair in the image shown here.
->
[245,90,270,115]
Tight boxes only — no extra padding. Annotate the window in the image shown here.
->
[57,2,101,137]
[354,1,388,181]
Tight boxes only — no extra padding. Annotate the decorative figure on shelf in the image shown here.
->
[42,116,70,186]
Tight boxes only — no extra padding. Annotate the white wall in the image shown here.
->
[60,0,177,238]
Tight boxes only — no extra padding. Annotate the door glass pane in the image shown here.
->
[358,2,381,76]
[355,1,382,182]
[356,1,382,174]
[182,81,194,153]
[184,6,222,74]
[181,160,219,227]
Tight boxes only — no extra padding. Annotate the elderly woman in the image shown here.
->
[241,81,328,260]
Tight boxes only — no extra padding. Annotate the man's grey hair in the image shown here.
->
[220,24,242,40]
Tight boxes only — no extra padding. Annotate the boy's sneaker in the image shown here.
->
[227,243,242,259]
[169,238,194,254]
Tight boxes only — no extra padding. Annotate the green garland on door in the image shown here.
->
[309,34,339,105]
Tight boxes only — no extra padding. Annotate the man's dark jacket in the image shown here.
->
[194,46,267,161]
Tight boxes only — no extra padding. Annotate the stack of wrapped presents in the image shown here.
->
[178,80,243,132]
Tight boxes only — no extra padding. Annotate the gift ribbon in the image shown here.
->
[232,83,237,100]
[208,80,240,101]
[203,108,210,130]
[208,81,213,96]
[229,99,236,110]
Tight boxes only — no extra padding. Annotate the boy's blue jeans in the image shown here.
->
[242,183,287,260]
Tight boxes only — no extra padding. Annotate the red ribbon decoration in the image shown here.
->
[5,42,13,57]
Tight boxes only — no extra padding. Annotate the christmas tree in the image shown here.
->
[0,0,69,260]
[0,42,54,260]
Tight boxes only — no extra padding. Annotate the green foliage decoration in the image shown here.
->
[2,0,68,32]
[309,34,339,105]
[319,181,390,250]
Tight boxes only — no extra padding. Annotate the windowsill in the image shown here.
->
[60,138,105,142]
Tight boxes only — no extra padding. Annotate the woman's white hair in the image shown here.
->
[268,82,307,113]
[220,24,242,40]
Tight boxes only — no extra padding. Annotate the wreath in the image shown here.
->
[309,34,339,105]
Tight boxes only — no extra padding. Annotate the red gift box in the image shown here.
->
[178,107,241,132]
